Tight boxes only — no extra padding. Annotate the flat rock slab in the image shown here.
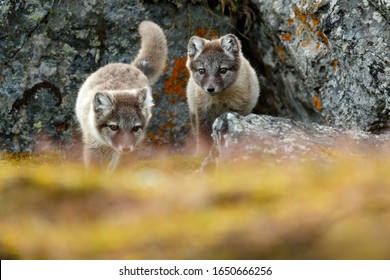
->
[210,113,390,164]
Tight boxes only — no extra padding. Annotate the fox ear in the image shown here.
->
[137,88,147,104]
[188,36,206,58]
[94,92,113,112]
[137,87,154,108]
[220,34,241,56]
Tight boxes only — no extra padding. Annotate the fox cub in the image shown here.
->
[186,34,259,151]
[75,21,167,170]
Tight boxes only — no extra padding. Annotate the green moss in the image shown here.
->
[33,121,42,130]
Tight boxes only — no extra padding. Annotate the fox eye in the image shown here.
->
[198,68,205,75]
[109,125,118,131]
[133,125,142,132]
[219,68,228,74]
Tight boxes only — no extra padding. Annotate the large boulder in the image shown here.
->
[209,112,390,164]
[2,0,388,155]
[0,1,232,152]
[249,0,389,133]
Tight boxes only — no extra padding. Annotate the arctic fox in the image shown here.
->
[75,21,167,170]
[186,34,259,152]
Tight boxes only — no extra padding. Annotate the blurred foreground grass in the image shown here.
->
[1,151,390,259]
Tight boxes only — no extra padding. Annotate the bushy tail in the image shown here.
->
[132,20,168,85]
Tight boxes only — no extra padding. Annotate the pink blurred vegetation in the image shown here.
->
[1,139,390,260]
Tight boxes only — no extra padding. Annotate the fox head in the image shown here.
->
[93,87,153,153]
[187,34,241,95]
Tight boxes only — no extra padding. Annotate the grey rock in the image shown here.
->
[2,0,388,155]
[249,0,390,133]
[210,112,390,164]
[0,1,232,152]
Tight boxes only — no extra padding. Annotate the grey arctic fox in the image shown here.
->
[75,21,167,170]
[186,34,259,152]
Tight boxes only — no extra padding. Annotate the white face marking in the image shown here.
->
[143,88,154,109]
[106,89,138,95]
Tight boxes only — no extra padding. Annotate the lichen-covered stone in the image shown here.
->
[0,1,232,152]
[210,112,390,164]
[3,0,388,154]
[249,0,390,133]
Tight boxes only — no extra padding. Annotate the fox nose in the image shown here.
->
[207,88,215,93]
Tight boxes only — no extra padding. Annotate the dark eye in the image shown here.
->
[133,125,142,132]
[109,125,118,131]
[219,68,228,74]
[198,68,205,75]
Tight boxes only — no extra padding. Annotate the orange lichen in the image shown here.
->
[194,27,218,39]
[161,121,175,132]
[313,96,322,111]
[296,25,304,36]
[287,18,294,25]
[164,56,189,97]
[168,111,176,118]
[209,28,218,39]
[146,119,177,144]
[310,14,320,27]
[293,6,328,47]
[281,32,292,41]
[171,97,179,104]
[146,56,191,145]
[146,132,157,141]
[57,123,66,133]
[316,43,321,49]
[275,45,286,62]
[301,38,311,48]
[294,7,307,24]
[194,28,207,38]
[317,30,329,47]
[331,59,339,71]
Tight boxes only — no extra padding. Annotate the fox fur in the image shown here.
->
[75,21,167,170]
[186,33,260,152]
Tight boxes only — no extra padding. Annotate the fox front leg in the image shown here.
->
[107,152,121,172]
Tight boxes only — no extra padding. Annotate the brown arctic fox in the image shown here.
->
[75,21,167,170]
[186,34,259,152]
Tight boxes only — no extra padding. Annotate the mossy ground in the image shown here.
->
[1,151,390,259]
